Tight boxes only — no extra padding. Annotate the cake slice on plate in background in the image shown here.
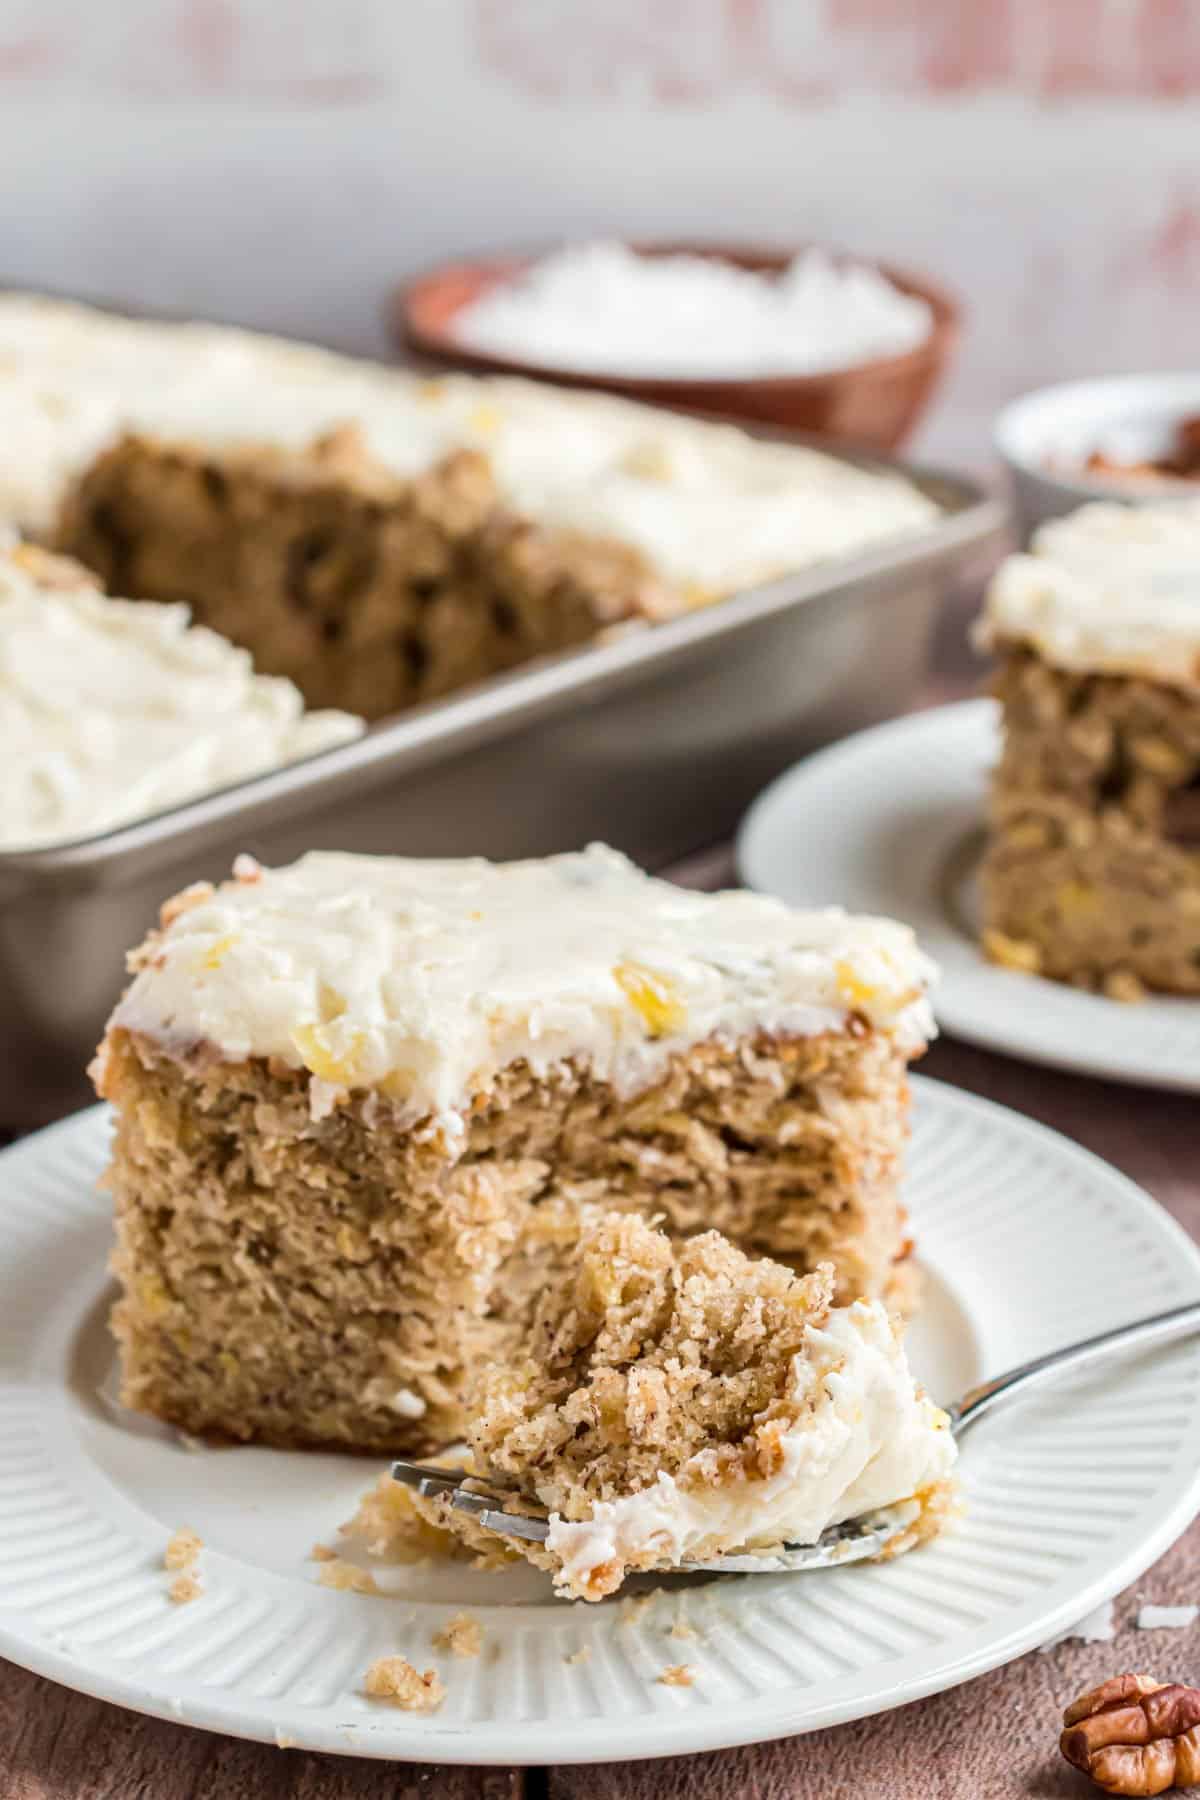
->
[976,500,1200,998]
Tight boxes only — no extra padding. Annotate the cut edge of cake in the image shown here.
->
[93,845,936,1455]
[354,1210,959,1601]
[56,424,685,721]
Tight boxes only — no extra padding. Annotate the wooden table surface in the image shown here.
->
[3,588,1197,1800]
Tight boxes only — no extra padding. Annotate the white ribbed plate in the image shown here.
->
[739,698,1200,1091]
[1,1089,1199,1765]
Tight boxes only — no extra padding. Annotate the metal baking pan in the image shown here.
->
[1,453,1004,1126]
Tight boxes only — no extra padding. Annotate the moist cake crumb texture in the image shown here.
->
[362,1656,446,1712]
[976,503,1200,994]
[96,845,933,1456]
[168,1572,202,1606]
[59,427,682,722]
[394,1211,957,1600]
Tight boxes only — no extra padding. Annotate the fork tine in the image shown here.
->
[447,1490,551,1544]
[390,1458,474,1496]
[389,1460,553,1543]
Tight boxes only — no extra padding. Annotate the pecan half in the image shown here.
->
[1061,1674,1200,1794]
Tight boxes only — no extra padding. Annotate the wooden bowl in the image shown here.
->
[392,242,960,451]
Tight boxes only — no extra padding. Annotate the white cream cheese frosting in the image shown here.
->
[0,544,362,851]
[977,499,1200,691]
[111,845,936,1129]
[0,292,937,594]
[545,1300,956,1594]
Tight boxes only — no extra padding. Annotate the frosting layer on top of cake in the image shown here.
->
[0,293,937,594]
[978,499,1200,691]
[112,845,936,1128]
[0,543,362,851]
[544,1298,956,1594]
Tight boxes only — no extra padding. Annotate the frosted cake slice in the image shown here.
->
[976,501,1200,996]
[386,1212,958,1600]
[93,844,935,1453]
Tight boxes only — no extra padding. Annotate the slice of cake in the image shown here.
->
[58,427,681,720]
[92,844,934,1453]
[0,536,361,852]
[975,501,1200,996]
[398,1211,958,1600]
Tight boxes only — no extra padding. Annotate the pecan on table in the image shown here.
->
[1060,1674,1200,1794]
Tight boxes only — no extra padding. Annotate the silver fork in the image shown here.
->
[391,1299,1200,1574]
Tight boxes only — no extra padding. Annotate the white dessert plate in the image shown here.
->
[739,697,1200,1092]
[3,1090,1200,1765]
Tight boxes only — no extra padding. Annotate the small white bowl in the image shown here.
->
[995,372,1200,541]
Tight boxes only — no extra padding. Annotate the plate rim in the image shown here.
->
[1,1090,1198,1766]
[737,696,1200,1094]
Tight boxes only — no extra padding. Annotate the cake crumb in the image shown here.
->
[342,1467,474,1566]
[168,1572,203,1605]
[1102,969,1146,1004]
[565,1644,592,1666]
[432,1612,482,1657]
[667,1620,699,1642]
[310,1542,338,1562]
[318,1557,381,1595]
[658,1663,696,1687]
[363,1656,446,1712]
[163,1527,202,1571]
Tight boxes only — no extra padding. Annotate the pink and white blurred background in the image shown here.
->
[1,0,1197,465]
